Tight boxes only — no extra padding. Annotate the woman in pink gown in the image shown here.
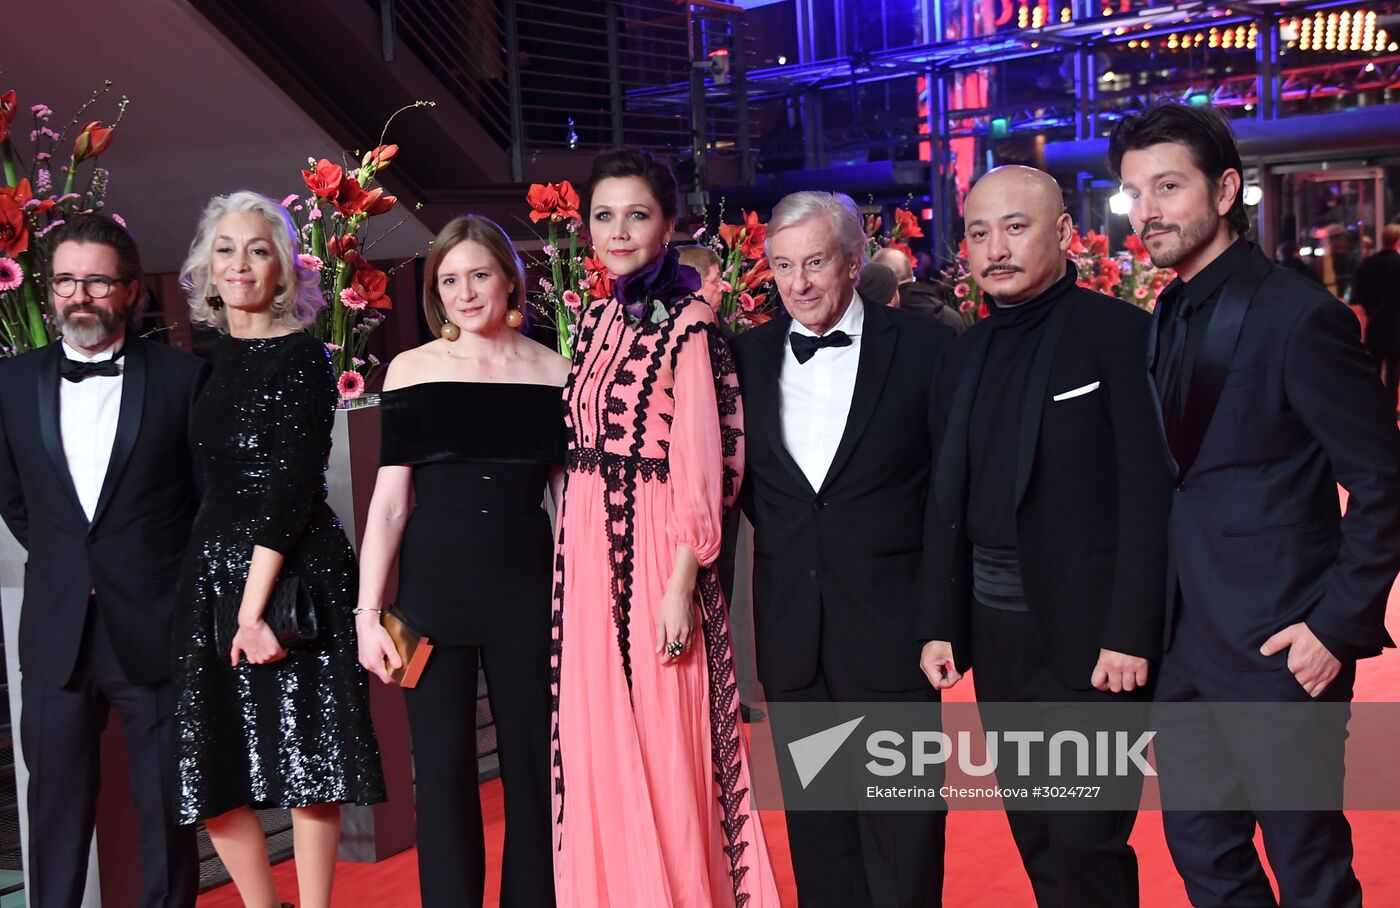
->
[551,149,781,907]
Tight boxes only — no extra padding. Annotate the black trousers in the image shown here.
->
[970,602,1144,908]
[766,628,945,908]
[1156,613,1360,908]
[402,643,555,908]
[20,601,197,908]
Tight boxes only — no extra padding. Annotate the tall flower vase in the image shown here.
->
[328,399,417,862]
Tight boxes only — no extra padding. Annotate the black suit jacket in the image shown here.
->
[922,287,1172,690]
[733,301,954,692]
[0,338,206,687]
[1352,249,1400,359]
[1151,244,1400,668]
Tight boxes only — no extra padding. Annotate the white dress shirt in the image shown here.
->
[779,293,865,490]
[59,340,124,521]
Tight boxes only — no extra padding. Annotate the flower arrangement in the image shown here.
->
[700,203,775,334]
[0,82,127,356]
[283,101,433,402]
[1116,233,1175,311]
[937,239,989,325]
[1069,229,1121,298]
[865,205,923,266]
[525,180,602,358]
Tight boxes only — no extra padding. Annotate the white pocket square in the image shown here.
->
[1052,381,1100,402]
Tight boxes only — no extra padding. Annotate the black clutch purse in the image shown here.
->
[213,576,321,661]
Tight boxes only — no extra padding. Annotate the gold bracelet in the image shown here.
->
[352,607,383,616]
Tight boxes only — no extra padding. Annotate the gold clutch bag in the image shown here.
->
[381,606,434,688]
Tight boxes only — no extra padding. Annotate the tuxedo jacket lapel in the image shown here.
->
[36,343,86,519]
[819,303,895,496]
[1014,296,1074,508]
[90,339,146,529]
[752,316,816,497]
[1173,246,1271,478]
[934,327,991,521]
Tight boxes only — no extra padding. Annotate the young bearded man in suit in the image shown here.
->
[0,216,204,908]
[1111,103,1400,907]
[918,166,1172,907]
[731,191,955,908]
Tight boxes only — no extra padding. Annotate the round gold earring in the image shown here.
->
[440,321,460,341]
[504,306,523,329]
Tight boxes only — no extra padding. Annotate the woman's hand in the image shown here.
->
[655,585,697,665]
[357,614,402,684]
[230,619,287,667]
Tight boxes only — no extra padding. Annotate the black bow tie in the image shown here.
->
[790,330,852,364]
[60,349,124,383]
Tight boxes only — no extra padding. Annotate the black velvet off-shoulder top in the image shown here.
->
[378,381,567,467]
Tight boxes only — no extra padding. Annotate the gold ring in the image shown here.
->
[666,639,684,658]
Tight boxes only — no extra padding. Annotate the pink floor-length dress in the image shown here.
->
[551,294,781,907]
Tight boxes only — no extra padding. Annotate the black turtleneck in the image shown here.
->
[966,264,1077,554]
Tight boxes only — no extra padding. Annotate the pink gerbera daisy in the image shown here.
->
[337,370,365,400]
[953,283,969,299]
[340,288,368,310]
[0,257,22,293]
[562,290,582,311]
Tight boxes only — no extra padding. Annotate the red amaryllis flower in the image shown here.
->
[0,179,55,216]
[326,234,360,263]
[739,210,766,260]
[526,181,580,222]
[741,257,772,290]
[888,241,916,267]
[337,370,366,400]
[351,264,390,308]
[0,195,27,257]
[718,222,743,250]
[73,121,114,162]
[526,183,559,223]
[302,159,344,200]
[893,208,924,240]
[1085,231,1109,257]
[1125,233,1149,261]
[583,251,613,300]
[361,144,398,169]
[864,214,882,237]
[334,177,395,217]
[0,91,16,125]
[554,181,580,221]
[958,238,969,260]
[1068,230,1087,255]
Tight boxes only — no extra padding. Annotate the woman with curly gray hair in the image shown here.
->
[170,190,384,908]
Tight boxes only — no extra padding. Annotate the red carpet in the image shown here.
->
[200,571,1400,907]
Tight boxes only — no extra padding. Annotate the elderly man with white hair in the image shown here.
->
[731,191,955,907]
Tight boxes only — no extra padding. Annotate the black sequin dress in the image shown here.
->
[172,332,385,824]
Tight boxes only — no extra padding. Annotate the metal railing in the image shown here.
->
[387,0,748,180]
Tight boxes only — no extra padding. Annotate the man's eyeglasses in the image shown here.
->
[51,275,132,299]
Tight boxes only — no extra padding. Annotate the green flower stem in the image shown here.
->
[0,142,17,188]
[310,216,327,263]
[60,155,77,198]
[17,253,47,350]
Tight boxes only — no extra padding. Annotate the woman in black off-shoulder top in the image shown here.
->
[355,215,568,908]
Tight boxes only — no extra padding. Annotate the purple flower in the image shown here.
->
[281,193,299,208]
[543,243,558,258]
[111,214,126,228]
[613,247,701,326]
